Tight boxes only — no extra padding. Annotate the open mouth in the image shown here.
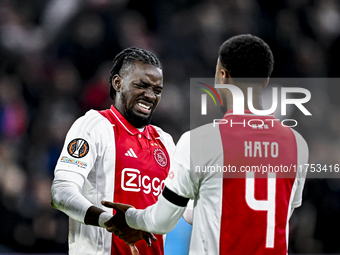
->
[137,102,152,113]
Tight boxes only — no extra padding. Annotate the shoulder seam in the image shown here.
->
[72,110,112,137]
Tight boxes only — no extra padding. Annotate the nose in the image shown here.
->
[143,87,156,101]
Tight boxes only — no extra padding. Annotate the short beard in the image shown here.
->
[126,106,152,128]
[121,93,153,128]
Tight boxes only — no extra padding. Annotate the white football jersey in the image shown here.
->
[52,106,175,255]
[165,110,308,255]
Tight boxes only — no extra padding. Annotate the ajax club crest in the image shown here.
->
[153,148,167,167]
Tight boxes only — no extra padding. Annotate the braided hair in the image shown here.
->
[109,47,162,100]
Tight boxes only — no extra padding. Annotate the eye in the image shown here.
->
[134,83,146,88]
[154,89,162,95]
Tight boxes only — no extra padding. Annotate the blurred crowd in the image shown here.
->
[0,0,339,253]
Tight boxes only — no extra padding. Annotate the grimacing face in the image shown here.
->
[112,62,163,128]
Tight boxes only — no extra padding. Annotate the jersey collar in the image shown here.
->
[109,105,151,139]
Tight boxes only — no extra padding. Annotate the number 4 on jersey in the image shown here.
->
[245,172,276,248]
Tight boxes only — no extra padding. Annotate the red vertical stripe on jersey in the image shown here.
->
[100,107,169,255]
[218,113,297,255]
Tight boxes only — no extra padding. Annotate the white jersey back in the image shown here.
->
[165,111,308,255]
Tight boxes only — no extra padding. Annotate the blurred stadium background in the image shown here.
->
[0,0,340,254]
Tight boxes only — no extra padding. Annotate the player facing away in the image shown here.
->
[102,34,309,255]
[51,47,175,255]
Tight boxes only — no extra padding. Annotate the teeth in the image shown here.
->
[138,103,151,110]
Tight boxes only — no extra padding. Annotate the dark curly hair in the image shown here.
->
[219,34,274,81]
[109,47,162,100]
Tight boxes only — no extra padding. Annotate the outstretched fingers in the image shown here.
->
[128,243,139,255]
[143,232,157,247]
[101,201,156,249]
[101,201,133,213]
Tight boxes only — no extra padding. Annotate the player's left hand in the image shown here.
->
[101,201,157,248]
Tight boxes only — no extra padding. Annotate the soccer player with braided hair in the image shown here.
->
[51,47,175,255]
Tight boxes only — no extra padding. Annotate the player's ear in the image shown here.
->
[221,69,229,84]
[112,74,122,92]
[263,77,270,88]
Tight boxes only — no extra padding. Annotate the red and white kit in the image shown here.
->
[126,110,308,255]
[51,106,174,255]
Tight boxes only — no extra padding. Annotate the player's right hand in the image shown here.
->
[101,201,157,248]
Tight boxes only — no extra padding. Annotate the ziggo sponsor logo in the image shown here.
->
[121,168,165,196]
